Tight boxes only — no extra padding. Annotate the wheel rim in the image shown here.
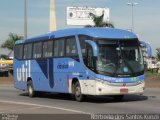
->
[28,85,33,95]
[75,85,81,97]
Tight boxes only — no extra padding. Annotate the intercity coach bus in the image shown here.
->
[13,28,145,101]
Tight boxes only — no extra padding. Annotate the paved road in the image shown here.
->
[0,85,160,120]
[0,85,159,114]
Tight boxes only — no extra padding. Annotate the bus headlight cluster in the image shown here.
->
[95,78,110,85]
[137,80,143,85]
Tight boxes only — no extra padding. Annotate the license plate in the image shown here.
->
[120,88,128,93]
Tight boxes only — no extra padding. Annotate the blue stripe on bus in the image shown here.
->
[36,59,54,88]
[49,58,54,88]
[36,60,48,79]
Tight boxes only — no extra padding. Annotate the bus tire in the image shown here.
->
[27,80,36,97]
[74,81,84,102]
[5,71,9,77]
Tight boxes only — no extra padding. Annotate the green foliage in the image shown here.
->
[0,54,8,59]
[1,33,23,50]
[156,48,160,60]
[145,70,160,78]
[85,11,114,28]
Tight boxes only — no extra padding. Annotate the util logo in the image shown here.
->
[17,60,31,82]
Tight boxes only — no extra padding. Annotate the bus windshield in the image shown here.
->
[96,39,144,77]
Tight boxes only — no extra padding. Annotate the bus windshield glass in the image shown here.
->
[96,39,144,77]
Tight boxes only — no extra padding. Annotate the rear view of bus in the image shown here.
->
[13,28,145,102]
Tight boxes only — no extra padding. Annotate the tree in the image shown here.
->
[85,11,114,28]
[156,48,160,60]
[1,33,23,50]
[0,54,8,59]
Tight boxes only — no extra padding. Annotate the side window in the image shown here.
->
[86,44,94,70]
[66,37,78,57]
[78,35,93,64]
[33,42,42,59]
[54,39,65,57]
[43,41,53,58]
[14,44,23,59]
[23,43,32,59]
[78,35,93,55]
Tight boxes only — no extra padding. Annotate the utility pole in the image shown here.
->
[50,0,56,31]
[127,2,138,32]
[24,0,27,39]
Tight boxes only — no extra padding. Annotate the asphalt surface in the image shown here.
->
[0,85,160,119]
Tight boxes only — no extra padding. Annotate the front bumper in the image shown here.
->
[95,81,145,95]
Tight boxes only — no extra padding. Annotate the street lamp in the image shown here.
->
[127,2,138,32]
[24,0,28,39]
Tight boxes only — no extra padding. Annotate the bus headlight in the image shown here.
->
[95,78,110,85]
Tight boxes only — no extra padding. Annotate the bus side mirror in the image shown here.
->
[85,40,98,57]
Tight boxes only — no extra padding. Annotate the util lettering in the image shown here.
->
[17,60,31,82]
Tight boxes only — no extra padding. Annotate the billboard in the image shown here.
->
[66,6,109,26]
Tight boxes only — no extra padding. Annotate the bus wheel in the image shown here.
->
[74,81,84,102]
[5,71,9,77]
[27,80,36,97]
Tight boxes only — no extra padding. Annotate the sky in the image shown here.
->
[0,0,159,55]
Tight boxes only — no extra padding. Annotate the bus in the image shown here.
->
[13,28,145,101]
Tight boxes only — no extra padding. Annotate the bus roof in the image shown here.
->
[15,28,137,44]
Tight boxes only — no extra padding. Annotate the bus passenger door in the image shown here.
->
[85,42,97,95]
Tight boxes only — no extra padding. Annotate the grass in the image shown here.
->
[145,70,160,79]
